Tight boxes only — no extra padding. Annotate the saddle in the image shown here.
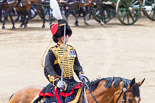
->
[35,82,83,103]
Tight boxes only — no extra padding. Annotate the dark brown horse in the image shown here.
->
[59,0,80,26]
[60,0,106,26]
[0,3,2,22]
[0,0,45,29]
[17,0,46,28]
[0,0,18,29]
[8,77,145,103]
[58,0,99,26]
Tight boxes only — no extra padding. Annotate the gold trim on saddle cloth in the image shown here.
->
[31,94,45,103]
[68,87,82,103]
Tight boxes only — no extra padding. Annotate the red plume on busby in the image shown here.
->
[50,0,72,43]
[50,20,72,43]
[50,23,58,35]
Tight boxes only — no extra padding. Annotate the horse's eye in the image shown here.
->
[128,99,132,103]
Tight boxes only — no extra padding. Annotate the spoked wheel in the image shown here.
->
[103,6,115,23]
[144,0,155,21]
[92,6,104,24]
[116,0,141,25]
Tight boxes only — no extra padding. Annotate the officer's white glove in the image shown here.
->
[80,74,87,81]
[56,81,67,90]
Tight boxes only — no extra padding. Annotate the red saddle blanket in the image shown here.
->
[39,82,82,103]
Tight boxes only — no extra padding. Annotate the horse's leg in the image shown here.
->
[20,13,25,27]
[36,5,45,28]
[72,8,79,26]
[65,9,71,22]
[7,5,16,29]
[24,15,29,28]
[2,8,9,29]
[21,12,27,28]
[49,8,52,25]
[22,5,32,28]
[9,12,15,29]
[0,5,2,22]
[82,7,88,25]
[87,7,92,21]
[19,8,26,27]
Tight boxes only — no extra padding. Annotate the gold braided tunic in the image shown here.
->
[44,42,83,84]
[51,43,76,79]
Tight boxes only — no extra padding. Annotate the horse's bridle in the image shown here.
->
[115,88,133,103]
[81,76,98,103]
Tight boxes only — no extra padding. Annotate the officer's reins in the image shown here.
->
[81,76,98,103]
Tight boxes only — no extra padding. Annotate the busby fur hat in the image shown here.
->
[50,20,72,43]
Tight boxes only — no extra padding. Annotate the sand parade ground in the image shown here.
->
[0,17,155,103]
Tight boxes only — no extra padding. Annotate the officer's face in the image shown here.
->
[58,34,69,44]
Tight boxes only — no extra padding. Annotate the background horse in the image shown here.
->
[0,4,2,22]
[0,0,18,29]
[59,0,101,26]
[8,77,145,103]
[59,0,105,26]
[17,0,46,28]
[59,0,81,26]
[0,0,45,29]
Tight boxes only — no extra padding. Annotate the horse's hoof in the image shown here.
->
[42,25,45,28]
[20,24,23,27]
[2,26,5,29]
[24,25,27,28]
[50,21,52,25]
[75,24,79,27]
[12,26,15,29]
[85,23,88,26]
[74,21,79,27]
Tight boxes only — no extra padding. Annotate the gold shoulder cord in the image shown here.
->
[41,38,53,67]
[48,75,59,86]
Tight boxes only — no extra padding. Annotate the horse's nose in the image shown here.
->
[128,99,132,103]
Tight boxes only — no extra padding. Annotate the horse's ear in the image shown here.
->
[129,78,135,88]
[138,78,145,87]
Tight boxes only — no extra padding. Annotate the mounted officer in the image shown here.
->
[34,20,88,103]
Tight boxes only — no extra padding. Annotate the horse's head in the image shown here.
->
[114,78,145,103]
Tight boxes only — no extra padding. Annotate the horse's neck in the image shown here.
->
[84,80,123,103]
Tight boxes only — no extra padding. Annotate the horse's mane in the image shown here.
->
[89,77,139,97]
